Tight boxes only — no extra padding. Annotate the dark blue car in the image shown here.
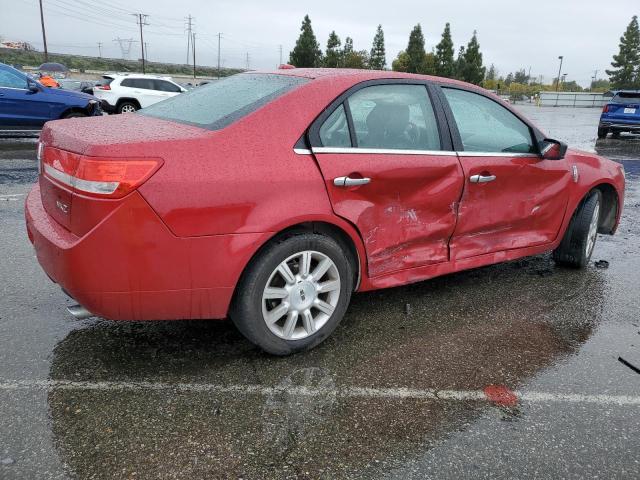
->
[0,62,102,130]
[598,90,640,138]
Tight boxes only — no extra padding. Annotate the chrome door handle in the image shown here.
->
[334,176,371,187]
[469,174,496,183]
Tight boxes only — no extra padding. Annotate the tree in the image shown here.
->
[324,31,342,68]
[369,24,386,70]
[590,78,611,92]
[289,15,322,67]
[406,24,427,73]
[504,72,514,86]
[434,22,455,78]
[454,46,466,80]
[606,15,640,89]
[343,37,354,56]
[421,52,436,75]
[485,63,497,81]
[392,50,410,72]
[460,31,485,85]
[513,68,529,84]
[343,50,369,69]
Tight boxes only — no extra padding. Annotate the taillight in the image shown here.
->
[602,104,609,113]
[98,84,111,90]
[41,146,162,199]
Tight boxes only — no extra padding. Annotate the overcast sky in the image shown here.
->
[3,0,638,86]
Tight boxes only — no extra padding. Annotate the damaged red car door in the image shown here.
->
[441,87,571,260]
[310,83,464,278]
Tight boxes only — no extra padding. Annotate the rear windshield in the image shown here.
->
[140,73,309,130]
[612,92,640,103]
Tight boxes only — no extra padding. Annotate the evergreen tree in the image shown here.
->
[434,22,455,78]
[343,37,354,55]
[513,68,529,84]
[324,31,342,68]
[406,24,427,74]
[606,15,640,89]
[454,46,466,80]
[343,50,369,69]
[369,25,386,70]
[420,52,437,75]
[460,31,485,85]
[289,15,322,67]
[485,63,497,81]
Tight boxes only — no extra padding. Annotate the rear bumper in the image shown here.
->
[599,120,640,130]
[25,184,266,321]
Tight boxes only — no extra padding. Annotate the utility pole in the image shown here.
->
[245,52,250,70]
[192,33,196,80]
[38,0,48,62]
[278,44,283,66]
[555,55,563,92]
[217,32,222,79]
[185,15,193,64]
[132,13,149,74]
[591,69,598,90]
[113,38,135,60]
[97,42,102,58]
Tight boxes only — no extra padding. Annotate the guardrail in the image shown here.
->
[539,92,607,108]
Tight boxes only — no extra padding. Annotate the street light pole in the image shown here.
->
[38,0,49,62]
[555,55,563,92]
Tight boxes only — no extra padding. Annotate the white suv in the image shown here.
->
[93,74,186,114]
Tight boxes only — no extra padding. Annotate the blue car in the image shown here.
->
[598,90,640,138]
[0,62,102,130]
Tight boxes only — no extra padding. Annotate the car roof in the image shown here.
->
[246,68,472,88]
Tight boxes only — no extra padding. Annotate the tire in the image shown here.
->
[229,233,353,355]
[62,111,87,119]
[117,101,138,114]
[553,190,602,268]
[597,127,608,139]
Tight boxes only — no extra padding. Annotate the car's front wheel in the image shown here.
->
[553,190,601,268]
[230,233,353,355]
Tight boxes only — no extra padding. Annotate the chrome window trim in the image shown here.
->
[310,147,538,158]
[457,151,540,158]
[0,85,29,91]
[293,148,312,155]
[311,147,458,156]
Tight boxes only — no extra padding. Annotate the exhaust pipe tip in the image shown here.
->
[66,304,94,320]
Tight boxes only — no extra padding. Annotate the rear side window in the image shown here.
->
[140,74,309,130]
[612,92,640,103]
[122,78,155,90]
[348,84,441,150]
[443,88,535,153]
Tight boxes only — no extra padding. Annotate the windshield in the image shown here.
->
[140,73,309,130]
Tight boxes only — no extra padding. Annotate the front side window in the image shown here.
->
[0,68,28,89]
[348,84,441,150]
[319,104,351,147]
[443,88,535,153]
[154,80,182,93]
[141,73,308,130]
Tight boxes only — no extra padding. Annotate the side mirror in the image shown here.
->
[540,138,568,160]
[27,80,40,93]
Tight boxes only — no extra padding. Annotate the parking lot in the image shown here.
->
[1,105,639,479]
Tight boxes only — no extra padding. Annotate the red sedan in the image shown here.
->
[26,69,625,355]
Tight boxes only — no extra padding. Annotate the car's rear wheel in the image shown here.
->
[553,190,601,268]
[230,233,353,355]
[597,126,608,139]
[117,101,138,114]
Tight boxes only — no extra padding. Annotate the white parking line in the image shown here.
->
[1,379,639,406]
[0,193,25,200]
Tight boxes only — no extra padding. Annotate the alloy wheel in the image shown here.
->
[261,250,341,340]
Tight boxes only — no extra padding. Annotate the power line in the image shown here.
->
[113,37,136,60]
[185,15,194,65]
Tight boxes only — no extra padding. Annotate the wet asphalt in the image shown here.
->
[1,105,639,479]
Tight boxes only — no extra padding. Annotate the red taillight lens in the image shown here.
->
[42,146,162,199]
[98,84,111,90]
[602,104,609,113]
